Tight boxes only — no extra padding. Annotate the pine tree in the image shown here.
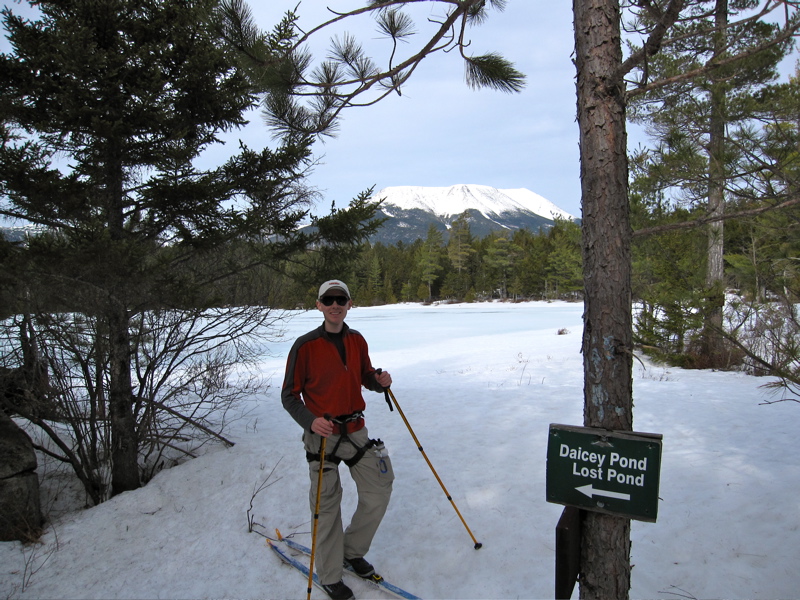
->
[510,228,549,299]
[544,219,582,299]
[483,232,519,300]
[445,211,476,299]
[417,224,445,301]
[628,0,795,367]
[0,0,378,497]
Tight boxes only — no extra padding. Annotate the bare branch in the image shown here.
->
[246,458,283,533]
[617,0,686,85]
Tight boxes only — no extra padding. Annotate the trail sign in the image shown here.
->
[546,423,663,522]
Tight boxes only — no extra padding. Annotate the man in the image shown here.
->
[282,279,394,600]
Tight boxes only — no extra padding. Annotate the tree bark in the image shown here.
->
[573,0,633,597]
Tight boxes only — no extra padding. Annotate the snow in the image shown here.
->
[372,185,576,222]
[2,301,799,600]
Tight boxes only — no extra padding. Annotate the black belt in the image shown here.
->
[306,411,375,468]
[330,411,363,434]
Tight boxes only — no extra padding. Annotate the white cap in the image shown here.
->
[318,279,351,299]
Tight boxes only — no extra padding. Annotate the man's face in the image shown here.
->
[316,294,352,330]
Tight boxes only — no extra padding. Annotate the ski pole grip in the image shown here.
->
[375,369,394,411]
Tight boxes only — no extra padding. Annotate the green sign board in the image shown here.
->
[546,424,663,522]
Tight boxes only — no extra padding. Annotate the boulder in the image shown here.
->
[0,410,42,541]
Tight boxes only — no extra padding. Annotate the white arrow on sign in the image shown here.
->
[576,484,630,501]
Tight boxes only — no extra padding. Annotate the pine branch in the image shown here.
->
[625,3,800,100]
[464,53,526,93]
[633,196,800,238]
[222,0,525,137]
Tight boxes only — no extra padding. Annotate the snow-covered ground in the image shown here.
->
[2,301,798,599]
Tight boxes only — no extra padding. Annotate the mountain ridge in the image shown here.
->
[369,184,576,244]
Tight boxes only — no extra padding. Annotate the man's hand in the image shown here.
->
[311,416,334,437]
[375,370,392,389]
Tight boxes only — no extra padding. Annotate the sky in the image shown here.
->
[2,2,798,223]
[1,301,798,599]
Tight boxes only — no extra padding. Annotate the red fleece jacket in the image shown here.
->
[281,322,382,432]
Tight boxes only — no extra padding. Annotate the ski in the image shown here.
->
[273,529,422,600]
[267,537,329,597]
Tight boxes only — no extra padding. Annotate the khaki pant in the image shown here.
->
[304,426,394,585]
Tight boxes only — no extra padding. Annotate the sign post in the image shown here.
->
[546,423,663,522]
[555,506,582,600]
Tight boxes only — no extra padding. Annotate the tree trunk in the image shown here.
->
[106,146,140,497]
[704,0,728,366]
[107,303,139,496]
[573,0,633,598]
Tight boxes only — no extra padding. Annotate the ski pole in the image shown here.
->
[307,422,328,600]
[384,386,483,550]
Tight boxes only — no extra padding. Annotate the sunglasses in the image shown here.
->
[320,295,349,306]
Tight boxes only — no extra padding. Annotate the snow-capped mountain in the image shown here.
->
[0,224,46,243]
[369,184,576,244]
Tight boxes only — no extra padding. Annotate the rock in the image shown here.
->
[0,410,43,541]
[0,472,42,542]
[0,409,37,478]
